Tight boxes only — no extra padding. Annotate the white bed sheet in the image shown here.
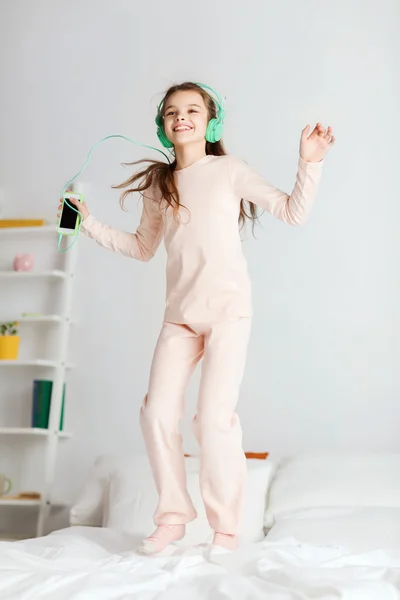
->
[0,526,399,600]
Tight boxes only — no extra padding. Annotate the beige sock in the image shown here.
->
[137,524,185,554]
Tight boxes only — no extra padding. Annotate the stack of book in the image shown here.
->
[32,380,65,430]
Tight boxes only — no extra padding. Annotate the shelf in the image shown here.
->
[0,225,57,236]
[0,270,66,280]
[1,316,75,327]
[0,359,75,368]
[0,428,72,438]
[0,499,69,508]
[0,499,41,507]
[18,315,63,323]
[6,315,64,324]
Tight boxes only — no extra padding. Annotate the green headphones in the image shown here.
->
[155,82,226,148]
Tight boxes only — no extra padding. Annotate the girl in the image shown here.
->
[58,81,335,554]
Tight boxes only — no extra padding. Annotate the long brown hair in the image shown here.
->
[112,81,260,231]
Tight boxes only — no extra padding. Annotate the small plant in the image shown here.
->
[0,322,18,336]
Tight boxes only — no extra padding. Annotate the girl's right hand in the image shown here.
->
[57,195,90,222]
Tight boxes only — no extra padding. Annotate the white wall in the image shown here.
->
[0,0,399,505]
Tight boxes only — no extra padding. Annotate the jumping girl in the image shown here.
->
[58,81,335,554]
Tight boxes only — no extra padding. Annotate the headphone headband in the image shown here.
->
[156,82,225,121]
[193,82,225,117]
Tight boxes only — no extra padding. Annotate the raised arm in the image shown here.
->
[229,123,334,225]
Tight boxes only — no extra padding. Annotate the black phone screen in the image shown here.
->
[60,198,79,230]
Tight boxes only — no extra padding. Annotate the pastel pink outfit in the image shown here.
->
[81,154,322,533]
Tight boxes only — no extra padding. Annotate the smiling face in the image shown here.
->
[162,90,209,149]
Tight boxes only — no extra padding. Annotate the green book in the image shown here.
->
[32,380,65,430]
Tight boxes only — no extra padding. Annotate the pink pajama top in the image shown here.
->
[81,154,322,323]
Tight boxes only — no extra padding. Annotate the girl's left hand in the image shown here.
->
[300,123,335,163]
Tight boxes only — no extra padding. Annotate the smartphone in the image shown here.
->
[58,192,84,235]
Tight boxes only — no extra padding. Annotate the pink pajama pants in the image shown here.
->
[140,318,251,534]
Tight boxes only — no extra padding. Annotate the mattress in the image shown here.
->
[0,524,399,599]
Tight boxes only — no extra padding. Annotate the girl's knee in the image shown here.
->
[141,394,180,431]
[193,409,240,433]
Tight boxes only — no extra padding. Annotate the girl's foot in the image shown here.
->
[137,524,185,555]
[212,532,238,552]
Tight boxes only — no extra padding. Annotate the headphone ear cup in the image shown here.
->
[155,111,174,148]
[205,118,216,143]
[157,126,174,148]
[213,119,224,142]
[205,118,224,143]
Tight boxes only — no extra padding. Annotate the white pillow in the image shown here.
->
[105,456,277,545]
[70,454,133,526]
[265,506,400,553]
[264,453,400,528]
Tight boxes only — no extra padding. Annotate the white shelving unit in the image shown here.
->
[0,225,78,538]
